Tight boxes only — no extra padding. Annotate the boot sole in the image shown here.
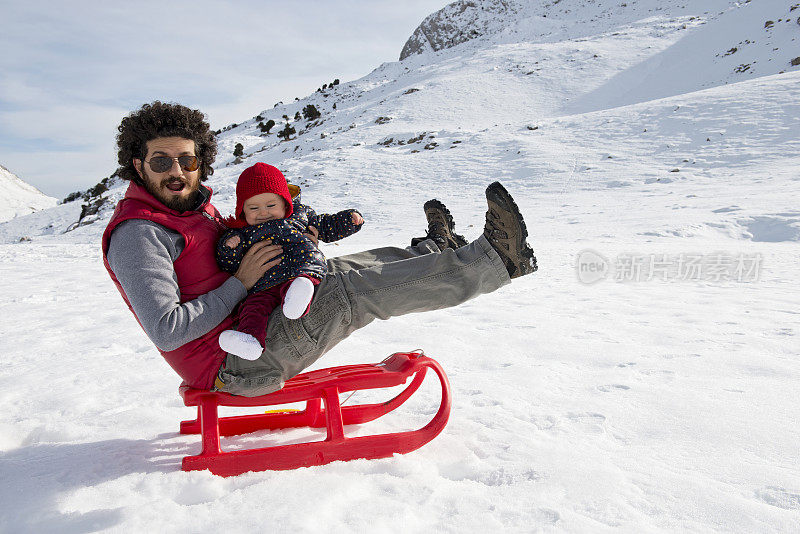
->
[485,182,529,240]
[424,199,456,230]
[485,182,537,275]
[424,199,467,245]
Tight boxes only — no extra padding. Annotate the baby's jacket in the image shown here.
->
[216,201,362,294]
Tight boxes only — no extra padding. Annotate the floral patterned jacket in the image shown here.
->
[216,199,362,293]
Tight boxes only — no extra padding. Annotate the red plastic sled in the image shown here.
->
[179,351,451,476]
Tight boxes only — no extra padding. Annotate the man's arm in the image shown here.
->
[107,219,247,351]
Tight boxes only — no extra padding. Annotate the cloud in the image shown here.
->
[0,0,450,196]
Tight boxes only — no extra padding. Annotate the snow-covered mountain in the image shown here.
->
[0,164,57,223]
[2,1,799,532]
[402,0,800,106]
[5,0,798,242]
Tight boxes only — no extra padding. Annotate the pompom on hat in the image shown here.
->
[234,163,294,221]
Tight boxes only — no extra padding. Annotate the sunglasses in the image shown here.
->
[145,155,200,173]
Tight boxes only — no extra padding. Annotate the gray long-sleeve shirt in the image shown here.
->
[106,219,247,351]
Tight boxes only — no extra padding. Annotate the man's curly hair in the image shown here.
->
[116,101,217,184]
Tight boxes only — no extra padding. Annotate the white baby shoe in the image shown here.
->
[218,330,263,361]
[282,277,315,319]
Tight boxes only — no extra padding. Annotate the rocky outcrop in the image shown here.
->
[64,174,123,231]
[400,0,519,60]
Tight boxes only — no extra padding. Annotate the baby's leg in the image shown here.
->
[282,276,319,319]
[218,331,262,361]
[219,291,280,360]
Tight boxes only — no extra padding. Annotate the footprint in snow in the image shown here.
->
[597,384,631,392]
[565,412,608,434]
[755,487,800,510]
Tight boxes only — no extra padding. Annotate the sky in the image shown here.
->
[0,0,451,198]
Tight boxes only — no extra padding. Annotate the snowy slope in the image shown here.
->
[1,1,799,532]
[403,0,800,109]
[0,164,57,223]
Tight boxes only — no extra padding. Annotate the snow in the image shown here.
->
[1,0,799,532]
[0,164,58,223]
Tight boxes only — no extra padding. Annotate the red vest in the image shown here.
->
[102,182,234,389]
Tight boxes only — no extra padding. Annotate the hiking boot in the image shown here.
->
[411,199,468,250]
[483,182,538,278]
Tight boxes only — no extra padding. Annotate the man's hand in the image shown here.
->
[304,225,319,246]
[351,212,364,226]
[233,240,282,290]
[225,235,241,248]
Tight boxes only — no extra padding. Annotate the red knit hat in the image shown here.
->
[235,163,294,221]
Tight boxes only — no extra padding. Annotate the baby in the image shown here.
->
[216,162,363,360]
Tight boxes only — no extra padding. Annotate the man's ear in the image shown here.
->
[133,158,144,179]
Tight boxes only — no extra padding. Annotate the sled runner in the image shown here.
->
[179,351,451,476]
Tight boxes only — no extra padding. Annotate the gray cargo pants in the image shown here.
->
[216,235,510,396]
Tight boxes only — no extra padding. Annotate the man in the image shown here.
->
[103,101,537,396]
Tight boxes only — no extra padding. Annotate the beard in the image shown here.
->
[140,168,201,212]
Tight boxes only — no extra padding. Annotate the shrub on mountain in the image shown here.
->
[303,105,321,120]
[255,114,264,121]
[65,174,117,230]
[332,79,340,85]
[233,143,244,157]
[278,123,296,141]
[86,179,109,198]
[294,111,301,121]
[78,196,106,224]
[260,119,276,133]
[62,191,82,203]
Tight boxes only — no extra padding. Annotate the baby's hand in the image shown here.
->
[225,235,241,248]
[351,212,364,226]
